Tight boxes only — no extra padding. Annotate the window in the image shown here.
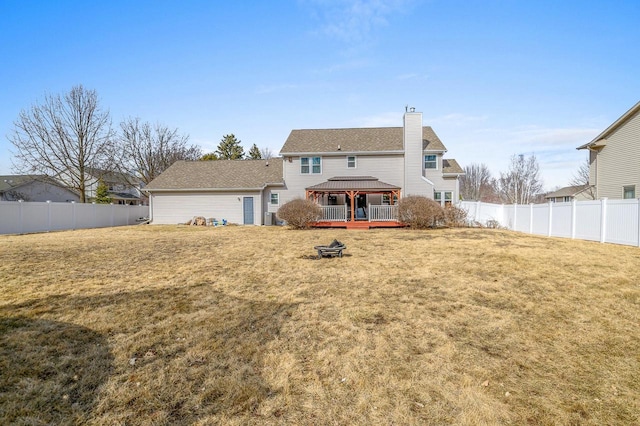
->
[563,196,572,202]
[444,191,452,205]
[382,194,398,205]
[347,156,356,168]
[270,193,279,205]
[434,191,452,206]
[301,156,322,174]
[623,185,636,199]
[424,155,437,169]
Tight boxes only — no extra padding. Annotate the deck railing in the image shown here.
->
[320,205,348,221]
[368,204,398,222]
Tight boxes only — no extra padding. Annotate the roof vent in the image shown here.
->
[410,107,416,112]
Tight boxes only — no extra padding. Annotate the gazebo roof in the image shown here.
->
[306,176,400,192]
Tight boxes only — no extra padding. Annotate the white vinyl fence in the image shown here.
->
[460,199,640,247]
[0,201,149,235]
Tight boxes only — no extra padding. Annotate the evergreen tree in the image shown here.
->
[248,143,262,159]
[200,153,218,161]
[215,134,244,160]
[95,179,112,204]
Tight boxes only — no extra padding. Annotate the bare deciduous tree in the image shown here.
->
[568,157,596,199]
[498,154,544,204]
[459,163,497,201]
[116,117,201,185]
[260,147,274,159]
[9,85,113,203]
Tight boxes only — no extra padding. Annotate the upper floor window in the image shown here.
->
[301,156,322,174]
[623,185,636,199]
[424,155,437,169]
[270,193,279,205]
[347,156,356,168]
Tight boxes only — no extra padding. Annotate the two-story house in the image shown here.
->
[144,108,464,226]
[577,100,640,199]
[85,168,145,205]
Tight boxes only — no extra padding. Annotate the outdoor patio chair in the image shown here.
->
[314,239,346,258]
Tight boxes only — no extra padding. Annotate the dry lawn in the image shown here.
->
[1,225,639,425]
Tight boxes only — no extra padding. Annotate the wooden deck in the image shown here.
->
[313,221,405,229]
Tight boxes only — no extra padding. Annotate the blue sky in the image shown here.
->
[1,0,639,190]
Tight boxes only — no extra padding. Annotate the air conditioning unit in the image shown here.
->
[264,212,273,226]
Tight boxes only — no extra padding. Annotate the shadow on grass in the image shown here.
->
[2,284,299,423]
[0,317,113,425]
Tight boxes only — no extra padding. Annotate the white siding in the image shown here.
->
[404,112,431,197]
[280,154,404,204]
[593,109,640,199]
[150,191,260,225]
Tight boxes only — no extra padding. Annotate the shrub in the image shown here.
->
[277,198,322,229]
[397,195,444,229]
[443,204,468,227]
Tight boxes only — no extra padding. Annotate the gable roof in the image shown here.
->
[0,175,68,192]
[442,159,464,175]
[280,126,446,154]
[544,185,592,199]
[85,167,137,185]
[144,158,284,191]
[577,100,640,150]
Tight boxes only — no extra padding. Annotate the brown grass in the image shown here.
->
[1,225,639,425]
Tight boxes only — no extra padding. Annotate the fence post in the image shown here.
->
[368,203,371,222]
[513,203,517,231]
[571,199,577,239]
[600,198,607,243]
[71,202,76,230]
[475,200,481,222]
[93,202,97,228]
[547,201,553,237]
[529,203,534,234]
[47,200,52,232]
[637,198,640,247]
[18,200,24,234]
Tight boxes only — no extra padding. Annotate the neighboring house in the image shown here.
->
[144,108,464,225]
[577,100,640,199]
[545,185,594,203]
[0,175,80,202]
[85,168,144,205]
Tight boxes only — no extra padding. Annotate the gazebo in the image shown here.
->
[306,176,402,227]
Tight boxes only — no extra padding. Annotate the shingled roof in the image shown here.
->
[280,127,447,154]
[306,176,400,192]
[144,158,284,191]
[442,159,464,175]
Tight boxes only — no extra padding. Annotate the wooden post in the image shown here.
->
[347,191,355,222]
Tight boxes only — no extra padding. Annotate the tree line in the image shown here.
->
[8,85,273,202]
[460,155,590,204]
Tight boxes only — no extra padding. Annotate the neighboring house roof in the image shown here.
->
[280,127,446,154]
[442,159,464,175]
[306,176,400,192]
[545,185,592,199]
[86,167,136,185]
[577,100,640,150]
[144,158,284,191]
[0,175,67,192]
